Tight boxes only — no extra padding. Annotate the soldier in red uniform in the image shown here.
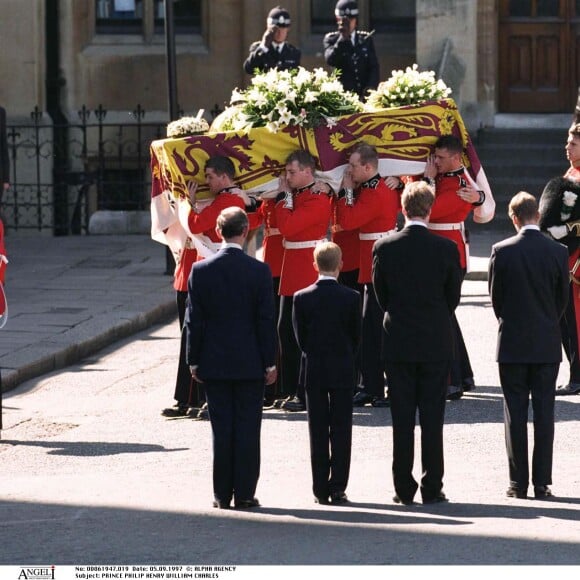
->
[178,156,256,260]
[262,150,332,411]
[539,123,580,395]
[421,135,487,400]
[335,142,401,406]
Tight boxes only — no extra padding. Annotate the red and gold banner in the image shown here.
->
[150,98,494,251]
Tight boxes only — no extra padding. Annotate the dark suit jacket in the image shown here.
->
[488,228,569,363]
[372,224,462,362]
[0,106,9,186]
[243,41,301,74]
[293,279,361,390]
[185,246,277,381]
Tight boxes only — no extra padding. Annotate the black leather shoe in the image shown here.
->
[393,495,415,506]
[281,396,306,412]
[371,396,390,408]
[212,499,231,509]
[197,403,209,420]
[353,391,375,406]
[272,398,285,409]
[506,486,528,499]
[422,492,448,504]
[462,377,476,392]
[330,492,349,505]
[314,496,330,505]
[446,386,463,401]
[263,396,277,408]
[161,404,189,417]
[555,383,580,395]
[534,485,553,499]
[235,497,260,509]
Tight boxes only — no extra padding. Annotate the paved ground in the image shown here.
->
[0,229,503,395]
[1,227,579,568]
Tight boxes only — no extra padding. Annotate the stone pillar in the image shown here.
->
[416,0,479,130]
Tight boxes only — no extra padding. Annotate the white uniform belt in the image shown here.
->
[265,227,281,237]
[359,229,396,241]
[283,239,324,249]
[428,222,463,231]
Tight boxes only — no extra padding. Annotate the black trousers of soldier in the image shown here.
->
[175,291,204,408]
[278,295,304,400]
[360,283,385,397]
[561,282,580,384]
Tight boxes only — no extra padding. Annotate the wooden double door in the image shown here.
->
[499,0,580,112]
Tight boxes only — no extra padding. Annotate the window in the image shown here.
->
[370,0,415,33]
[95,0,201,35]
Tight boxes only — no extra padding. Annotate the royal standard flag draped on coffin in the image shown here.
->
[150,98,494,255]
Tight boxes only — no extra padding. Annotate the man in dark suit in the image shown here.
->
[372,181,462,505]
[185,207,277,509]
[293,242,361,505]
[489,192,568,500]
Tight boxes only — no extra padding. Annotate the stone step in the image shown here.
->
[474,127,567,146]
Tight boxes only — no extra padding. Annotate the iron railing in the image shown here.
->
[4,104,223,235]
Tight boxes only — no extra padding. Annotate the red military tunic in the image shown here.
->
[173,246,198,292]
[187,189,245,260]
[331,197,359,274]
[336,176,400,283]
[257,198,284,278]
[428,168,474,270]
[275,185,332,296]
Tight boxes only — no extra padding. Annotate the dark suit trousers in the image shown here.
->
[278,295,303,399]
[305,387,354,499]
[386,361,449,502]
[561,282,580,383]
[499,363,558,489]
[361,283,385,397]
[204,379,264,503]
[265,277,282,400]
[449,313,474,386]
[174,291,203,407]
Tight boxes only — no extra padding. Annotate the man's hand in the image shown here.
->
[340,168,354,190]
[312,180,331,195]
[186,181,198,205]
[457,183,479,203]
[189,365,203,383]
[262,26,276,48]
[547,225,568,239]
[230,187,253,206]
[385,176,402,190]
[423,155,437,179]
[265,367,277,385]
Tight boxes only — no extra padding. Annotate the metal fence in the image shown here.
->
[4,104,222,235]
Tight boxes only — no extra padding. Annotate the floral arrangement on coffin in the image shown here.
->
[366,64,452,110]
[166,110,209,138]
[211,67,363,133]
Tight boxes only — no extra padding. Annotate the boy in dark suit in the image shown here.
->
[186,207,277,510]
[372,181,462,505]
[293,242,361,505]
[489,192,568,499]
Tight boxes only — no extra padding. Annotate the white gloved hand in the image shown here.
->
[547,225,568,239]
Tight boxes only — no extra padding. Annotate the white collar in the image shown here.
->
[521,224,540,232]
[318,274,337,281]
[222,242,244,250]
[406,220,428,228]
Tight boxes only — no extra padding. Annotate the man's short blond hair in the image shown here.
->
[314,241,342,272]
[402,181,435,219]
[508,191,538,224]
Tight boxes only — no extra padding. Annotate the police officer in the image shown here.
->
[324,0,380,99]
[243,6,301,75]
